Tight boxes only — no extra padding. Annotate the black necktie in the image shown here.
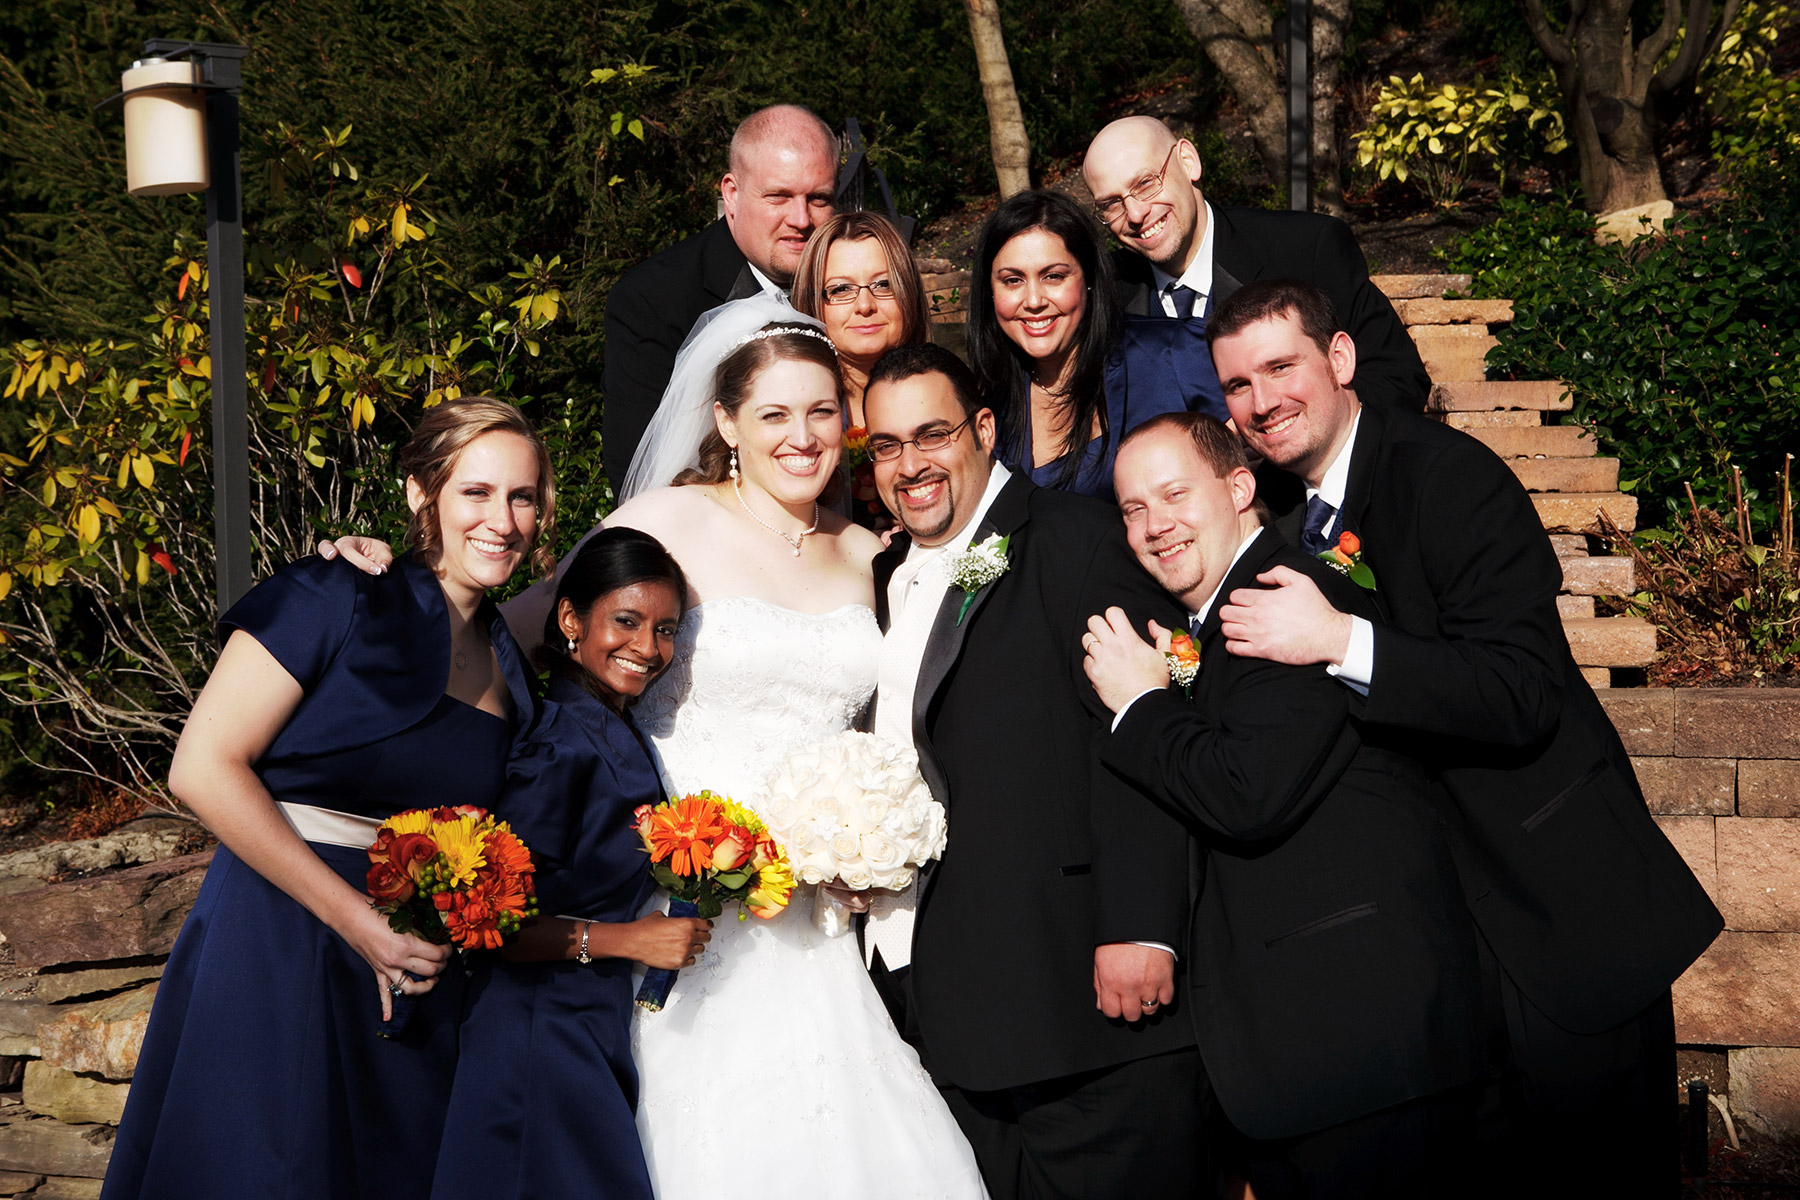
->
[1167,284,1198,320]
[1301,495,1338,556]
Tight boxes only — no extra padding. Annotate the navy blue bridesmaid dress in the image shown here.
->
[430,673,662,1200]
[102,556,533,1200]
[996,355,1193,501]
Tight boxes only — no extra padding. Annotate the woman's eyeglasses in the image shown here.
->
[822,279,897,305]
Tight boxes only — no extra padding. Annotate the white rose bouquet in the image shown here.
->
[760,730,948,937]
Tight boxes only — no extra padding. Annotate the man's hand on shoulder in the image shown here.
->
[1093,942,1176,1022]
[1082,607,1170,714]
[1218,566,1352,667]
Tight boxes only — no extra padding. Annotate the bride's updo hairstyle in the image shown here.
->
[398,395,558,578]
[671,323,842,487]
[537,527,688,693]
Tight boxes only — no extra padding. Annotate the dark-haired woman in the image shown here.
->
[967,188,1189,501]
[102,398,550,1200]
[430,528,708,1200]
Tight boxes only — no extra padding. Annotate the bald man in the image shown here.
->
[1081,116,1428,417]
[602,104,839,485]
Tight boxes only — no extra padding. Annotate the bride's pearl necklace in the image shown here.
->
[733,477,819,557]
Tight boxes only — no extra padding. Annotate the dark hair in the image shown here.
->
[672,323,844,486]
[790,211,931,352]
[538,528,688,702]
[1119,411,1249,477]
[865,343,987,426]
[399,396,556,578]
[966,189,1122,490]
[1206,279,1341,356]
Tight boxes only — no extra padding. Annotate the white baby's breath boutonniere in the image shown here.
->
[948,533,1011,625]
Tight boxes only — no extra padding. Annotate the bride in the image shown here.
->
[595,296,985,1198]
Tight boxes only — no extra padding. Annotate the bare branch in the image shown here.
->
[1653,0,1745,96]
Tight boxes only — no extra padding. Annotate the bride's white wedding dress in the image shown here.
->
[630,596,987,1199]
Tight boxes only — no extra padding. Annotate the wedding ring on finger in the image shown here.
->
[389,979,405,997]
[1140,999,1159,1010]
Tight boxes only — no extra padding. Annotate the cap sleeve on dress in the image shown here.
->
[218,556,357,692]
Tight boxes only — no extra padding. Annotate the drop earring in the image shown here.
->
[729,447,740,482]
[567,637,577,654]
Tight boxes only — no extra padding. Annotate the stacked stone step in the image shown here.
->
[1373,275,1653,687]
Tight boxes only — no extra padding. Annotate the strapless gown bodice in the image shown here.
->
[632,596,882,801]
[629,596,986,1199]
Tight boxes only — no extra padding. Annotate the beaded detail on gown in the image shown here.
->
[630,597,986,1199]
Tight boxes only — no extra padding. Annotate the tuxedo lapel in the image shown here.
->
[910,475,1035,806]
[872,537,911,633]
[1209,207,1249,311]
[1338,403,1383,536]
[1197,529,1280,646]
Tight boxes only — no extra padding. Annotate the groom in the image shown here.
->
[859,344,1204,1199]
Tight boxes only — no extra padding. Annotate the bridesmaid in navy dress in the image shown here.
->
[967,189,1189,501]
[102,398,555,1200]
[431,527,711,1200]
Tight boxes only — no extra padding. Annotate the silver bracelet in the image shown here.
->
[576,921,592,965]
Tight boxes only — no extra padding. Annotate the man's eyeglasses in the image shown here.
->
[822,279,897,305]
[1092,143,1182,223]
[864,418,971,463]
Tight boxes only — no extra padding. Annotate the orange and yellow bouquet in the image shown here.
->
[367,805,539,950]
[633,790,793,1011]
[366,805,538,1036]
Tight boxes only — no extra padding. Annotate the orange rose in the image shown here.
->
[750,832,781,871]
[388,832,439,882]
[433,804,487,822]
[1337,531,1361,555]
[1167,628,1201,668]
[366,861,413,904]
[712,824,755,872]
[632,804,656,841]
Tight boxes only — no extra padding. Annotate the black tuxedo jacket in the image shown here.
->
[872,475,1196,1092]
[1111,205,1430,414]
[1260,405,1722,1033]
[1101,530,1484,1141]
[601,218,761,484]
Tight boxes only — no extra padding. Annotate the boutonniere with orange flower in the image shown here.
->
[1165,628,1201,697]
[366,805,538,1036]
[1319,530,1377,590]
[633,790,793,1011]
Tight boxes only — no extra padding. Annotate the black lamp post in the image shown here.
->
[101,40,252,614]
[1287,0,1312,213]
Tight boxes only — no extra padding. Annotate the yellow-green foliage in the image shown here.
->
[1704,2,1799,185]
[1354,73,1569,207]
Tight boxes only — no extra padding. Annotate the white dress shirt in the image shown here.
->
[1149,202,1218,317]
[865,463,1013,969]
[746,261,787,301]
[1306,410,1374,693]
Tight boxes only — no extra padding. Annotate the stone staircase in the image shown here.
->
[1374,274,1654,687]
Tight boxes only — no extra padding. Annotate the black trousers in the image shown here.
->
[1227,1085,1481,1200]
[872,952,1206,1200]
[1474,937,1681,1198]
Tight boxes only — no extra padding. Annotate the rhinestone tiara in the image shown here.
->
[734,324,838,353]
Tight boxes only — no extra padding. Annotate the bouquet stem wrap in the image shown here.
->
[813,889,855,938]
[635,897,701,1011]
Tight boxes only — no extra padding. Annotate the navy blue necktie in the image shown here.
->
[1167,284,1199,320]
[1300,495,1338,556]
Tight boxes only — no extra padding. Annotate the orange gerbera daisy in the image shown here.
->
[644,795,727,877]
[482,824,535,882]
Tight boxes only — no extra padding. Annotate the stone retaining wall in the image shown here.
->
[1598,688,1800,1140]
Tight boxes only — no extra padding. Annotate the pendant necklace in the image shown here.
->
[734,477,819,556]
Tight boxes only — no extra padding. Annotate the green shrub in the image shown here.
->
[1353,73,1569,207]
[1441,196,1800,532]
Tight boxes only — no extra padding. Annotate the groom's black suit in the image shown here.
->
[1259,404,1722,1191]
[872,475,1201,1196]
[1100,529,1484,1165]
